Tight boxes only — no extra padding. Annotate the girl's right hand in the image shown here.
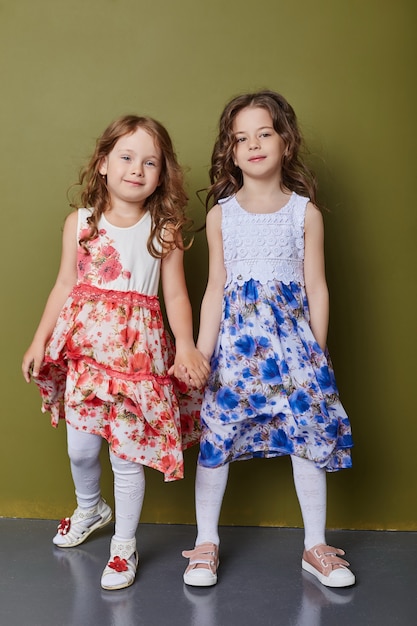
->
[21,211,79,384]
[22,342,45,383]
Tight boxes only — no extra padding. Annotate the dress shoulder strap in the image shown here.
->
[76,208,93,240]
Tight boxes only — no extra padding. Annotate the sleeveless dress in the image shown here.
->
[34,209,202,482]
[198,193,353,472]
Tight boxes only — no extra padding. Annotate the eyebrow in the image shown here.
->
[234,125,274,134]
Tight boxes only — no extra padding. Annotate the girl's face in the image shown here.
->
[99,127,162,209]
[232,106,285,181]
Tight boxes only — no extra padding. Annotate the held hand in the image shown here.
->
[170,363,191,386]
[170,348,211,389]
[171,362,206,389]
[22,342,45,383]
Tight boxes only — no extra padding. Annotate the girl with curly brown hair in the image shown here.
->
[181,91,355,589]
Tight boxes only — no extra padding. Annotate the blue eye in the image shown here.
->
[145,160,156,167]
[121,155,131,161]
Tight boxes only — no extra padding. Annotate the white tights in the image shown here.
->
[291,455,326,550]
[66,422,145,541]
[195,464,229,546]
[194,456,326,550]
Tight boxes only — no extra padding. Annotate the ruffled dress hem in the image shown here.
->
[34,283,202,483]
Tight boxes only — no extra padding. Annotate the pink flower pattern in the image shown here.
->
[34,212,202,482]
[78,229,131,285]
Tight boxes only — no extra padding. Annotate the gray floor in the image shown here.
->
[0,519,416,626]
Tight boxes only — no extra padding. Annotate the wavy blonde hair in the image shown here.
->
[206,90,318,210]
[72,115,191,257]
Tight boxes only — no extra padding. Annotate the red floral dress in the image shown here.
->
[35,209,202,481]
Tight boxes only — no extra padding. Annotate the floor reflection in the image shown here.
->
[181,569,355,626]
[295,571,355,626]
[53,546,137,626]
[183,584,220,626]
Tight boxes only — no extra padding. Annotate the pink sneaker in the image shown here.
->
[182,542,219,587]
[302,544,355,588]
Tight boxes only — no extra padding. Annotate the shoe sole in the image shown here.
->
[183,573,217,587]
[53,507,113,548]
[302,559,355,588]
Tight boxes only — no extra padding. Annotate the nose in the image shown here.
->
[132,162,144,177]
[248,136,260,150]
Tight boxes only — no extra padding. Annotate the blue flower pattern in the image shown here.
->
[198,195,353,472]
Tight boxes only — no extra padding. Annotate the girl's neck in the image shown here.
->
[104,201,147,228]
[236,180,292,214]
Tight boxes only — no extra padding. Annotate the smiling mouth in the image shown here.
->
[248,156,266,162]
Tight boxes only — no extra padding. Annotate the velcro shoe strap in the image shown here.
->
[315,546,350,568]
[182,544,218,568]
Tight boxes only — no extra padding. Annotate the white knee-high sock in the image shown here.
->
[291,455,327,550]
[110,452,145,541]
[66,421,102,509]
[195,464,229,546]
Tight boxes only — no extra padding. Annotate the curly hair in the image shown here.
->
[72,115,191,258]
[206,90,318,210]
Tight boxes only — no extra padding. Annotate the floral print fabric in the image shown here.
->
[34,210,202,482]
[198,196,353,472]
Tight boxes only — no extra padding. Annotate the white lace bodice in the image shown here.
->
[220,193,308,286]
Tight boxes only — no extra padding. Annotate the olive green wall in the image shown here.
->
[1,0,415,530]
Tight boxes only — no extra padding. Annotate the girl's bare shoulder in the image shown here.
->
[305,201,324,230]
[206,203,222,224]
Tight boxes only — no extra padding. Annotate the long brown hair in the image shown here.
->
[72,115,191,257]
[206,90,318,210]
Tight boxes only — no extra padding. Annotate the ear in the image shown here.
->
[98,157,108,176]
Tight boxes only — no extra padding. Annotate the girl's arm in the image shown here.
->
[22,211,78,382]
[161,236,210,388]
[304,203,329,351]
[196,204,226,360]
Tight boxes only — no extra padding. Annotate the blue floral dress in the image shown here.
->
[198,193,353,472]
